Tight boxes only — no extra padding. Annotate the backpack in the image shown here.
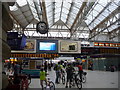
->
[54,64,61,71]
[53,64,57,71]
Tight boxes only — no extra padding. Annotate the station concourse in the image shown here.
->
[0,0,120,90]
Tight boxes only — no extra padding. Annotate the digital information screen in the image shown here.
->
[39,42,56,50]
[36,39,58,53]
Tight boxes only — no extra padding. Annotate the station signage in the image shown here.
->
[11,54,59,58]
[100,48,120,54]
[94,42,120,47]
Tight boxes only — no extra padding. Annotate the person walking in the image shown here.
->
[13,62,20,76]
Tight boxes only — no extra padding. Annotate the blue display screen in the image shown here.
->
[39,42,56,50]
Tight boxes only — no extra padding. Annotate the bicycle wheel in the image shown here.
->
[28,74,31,85]
[62,75,65,84]
[76,79,82,89]
[49,81,55,90]
[82,75,86,83]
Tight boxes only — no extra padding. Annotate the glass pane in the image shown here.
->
[72,6,79,13]
[55,13,60,19]
[98,0,109,6]
[55,8,61,15]
[92,9,99,17]
[107,3,118,12]
[62,8,69,14]
[94,3,104,12]
[87,14,93,21]
[17,0,27,6]
[55,2,62,8]
[10,5,18,11]
[63,2,71,10]
[73,2,82,9]
[55,18,59,22]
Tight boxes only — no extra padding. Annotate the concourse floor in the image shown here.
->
[29,69,118,89]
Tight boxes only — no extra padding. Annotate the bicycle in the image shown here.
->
[43,76,55,90]
[70,72,82,89]
[82,72,87,83]
[7,74,31,90]
[59,70,65,84]
[61,72,65,84]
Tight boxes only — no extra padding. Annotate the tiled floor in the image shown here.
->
[29,69,118,89]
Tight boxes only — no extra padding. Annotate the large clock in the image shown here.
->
[36,21,48,34]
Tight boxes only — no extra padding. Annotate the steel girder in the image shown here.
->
[70,2,95,39]
[33,1,42,20]
[88,2,112,26]
[70,1,87,33]
[65,2,73,25]
[89,6,119,40]
[41,0,48,25]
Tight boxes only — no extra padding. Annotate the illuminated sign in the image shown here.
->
[11,54,59,58]
[94,42,120,47]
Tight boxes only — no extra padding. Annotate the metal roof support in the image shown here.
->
[65,1,73,25]
[88,2,112,26]
[52,2,55,24]
[89,7,119,40]
[16,4,30,25]
[70,1,88,32]
[9,12,23,29]
[33,1,42,20]
[41,0,48,25]
[59,0,64,20]
[109,27,120,39]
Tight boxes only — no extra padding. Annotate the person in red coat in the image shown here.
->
[76,63,83,82]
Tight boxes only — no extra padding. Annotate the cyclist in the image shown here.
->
[76,63,83,82]
[40,68,47,89]
[65,63,75,88]
[54,62,61,84]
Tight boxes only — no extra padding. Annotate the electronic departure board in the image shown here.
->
[94,42,120,47]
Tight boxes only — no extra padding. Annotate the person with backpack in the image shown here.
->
[54,62,61,84]
[65,63,75,88]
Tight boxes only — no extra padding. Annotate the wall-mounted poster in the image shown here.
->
[58,40,81,54]
[11,39,36,53]
[24,40,35,51]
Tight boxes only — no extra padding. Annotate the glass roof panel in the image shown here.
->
[55,3,61,8]
[62,8,69,14]
[72,6,79,13]
[63,2,71,10]
[10,5,18,11]
[73,2,82,9]
[17,0,27,6]
[92,10,99,17]
[55,18,60,22]
[108,2,118,12]
[98,0,110,6]
[55,8,61,14]
[93,3,104,12]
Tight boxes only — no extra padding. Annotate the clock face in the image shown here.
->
[38,23,46,30]
[36,21,48,34]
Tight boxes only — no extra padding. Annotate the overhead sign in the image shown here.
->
[11,54,59,58]
[94,42,120,47]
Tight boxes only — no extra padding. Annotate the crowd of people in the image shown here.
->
[39,60,84,88]
[4,60,84,89]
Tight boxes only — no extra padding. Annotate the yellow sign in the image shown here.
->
[11,54,59,58]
